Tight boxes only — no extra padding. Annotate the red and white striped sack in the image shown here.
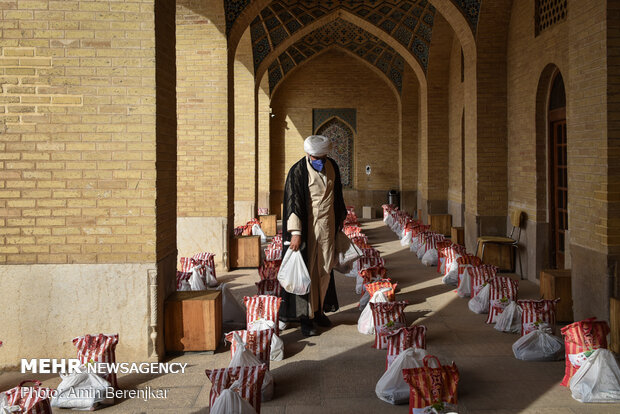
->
[456,259,490,289]
[225,329,273,366]
[264,247,282,261]
[385,324,427,369]
[344,225,363,237]
[257,208,269,215]
[560,318,610,386]
[350,235,369,247]
[471,270,496,299]
[176,270,192,290]
[244,295,282,335]
[360,248,381,258]
[188,252,217,280]
[402,355,459,412]
[518,299,559,336]
[435,241,453,275]
[365,279,397,302]
[72,333,119,388]
[358,256,385,270]
[180,255,217,283]
[205,365,267,413]
[370,301,409,349]
[255,279,281,297]
[258,261,281,281]
[3,380,52,414]
[358,266,387,284]
[486,277,519,324]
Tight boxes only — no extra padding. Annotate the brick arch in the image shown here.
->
[315,116,356,188]
[253,9,427,93]
[267,44,402,108]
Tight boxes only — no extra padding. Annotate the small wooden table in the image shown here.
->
[230,235,261,268]
[259,214,277,236]
[451,226,464,245]
[539,269,573,322]
[164,290,222,352]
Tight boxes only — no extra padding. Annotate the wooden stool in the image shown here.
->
[164,290,222,352]
[539,269,573,322]
[259,214,277,236]
[230,235,261,268]
[428,214,452,236]
[451,226,464,245]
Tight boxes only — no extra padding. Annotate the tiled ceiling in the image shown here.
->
[267,18,405,94]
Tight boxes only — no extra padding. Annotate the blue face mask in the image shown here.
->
[311,158,325,172]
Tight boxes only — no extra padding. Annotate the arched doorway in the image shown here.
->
[315,117,354,188]
[548,72,567,269]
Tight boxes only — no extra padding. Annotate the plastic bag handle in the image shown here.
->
[19,380,42,387]
[423,355,441,369]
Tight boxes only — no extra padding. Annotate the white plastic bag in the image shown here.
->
[468,284,490,314]
[359,290,370,310]
[421,249,438,267]
[442,264,460,286]
[334,232,362,273]
[229,333,274,401]
[210,386,257,414]
[412,403,459,414]
[251,223,267,243]
[355,274,366,295]
[570,348,620,403]
[455,265,471,297]
[358,289,389,335]
[0,394,20,414]
[218,283,247,329]
[204,265,218,287]
[189,265,207,290]
[51,368,112,409]
[494,301,522,333]
[248,318,284,361]
[512,327,564,361]
[400,231,412,247]
[416,244,426,260]
[178,278,191,291]
[375,347,428,405]
[277,248,311,295]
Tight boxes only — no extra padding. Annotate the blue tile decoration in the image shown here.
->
[253,36,272,72]
[450,0,481,33]
[416,23,432,43]
[313,112,356,188]
[268,66,282,91]
[270,26,289,47]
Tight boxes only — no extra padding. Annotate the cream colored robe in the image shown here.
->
[287,157,336,317]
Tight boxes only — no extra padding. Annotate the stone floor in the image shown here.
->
[2,219,619,413]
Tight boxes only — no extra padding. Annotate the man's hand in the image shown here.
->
[289,235,302,251]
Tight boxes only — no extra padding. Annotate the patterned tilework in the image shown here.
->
[449,0,481,33]
[315,116,356,188]
[246,0,436,76]
[313,108,357,133]
[267,18,406,94]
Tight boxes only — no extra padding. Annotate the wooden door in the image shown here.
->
[549,109,567,269]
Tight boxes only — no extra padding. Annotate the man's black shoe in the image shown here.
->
[300,316,318,337]
[313,312,332,327]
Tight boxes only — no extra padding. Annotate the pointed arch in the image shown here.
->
[268,44,402,108]
[315,117,356,188]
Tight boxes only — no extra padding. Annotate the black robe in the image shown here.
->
[279,156,348,320]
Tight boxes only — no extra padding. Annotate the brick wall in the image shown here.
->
[401,65,419,193]
[257,76,270,211]
[269,49,401,196]
[448,37,464,209]
[0,0,161,265]
[176,0,228,219]
[608,0,620,258]
[233,28,256,211]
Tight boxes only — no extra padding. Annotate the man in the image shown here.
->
[280,135,348,337]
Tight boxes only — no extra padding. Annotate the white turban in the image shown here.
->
[304,135,332,157]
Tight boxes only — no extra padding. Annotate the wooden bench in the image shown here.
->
[259,214,277,236]
[164,290,222,352]
[428,213,452,236]
[539,269,573,322]
[230,235,261,268]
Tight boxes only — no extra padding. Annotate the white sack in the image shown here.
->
[251,223,267,243]
[455,266,471,297]
[358,289,389,335]
[468,284,490,314]
[421,249,438,267]
[189,265,207,291]
[416,244,426,260]
[375,347,428,405]
[334,231,363,273]
[570,348,620,403]
[442,264,460,286]
[412,403,458,414]
[217,283,246,328]
[51,368,112,409]
[512,328,564,361]
[210,388,257,414]
[178,278,191,291]
[494,301,522,333]
[277,248,311,295]
[359,290,370,310]
[229,333,274,401]
[0,394,20,414]
[400,231,413,247]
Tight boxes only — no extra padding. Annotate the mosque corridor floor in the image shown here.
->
[2,219,619,413]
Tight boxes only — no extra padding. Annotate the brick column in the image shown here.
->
[257,76,271,214]
[400,65,419,213]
